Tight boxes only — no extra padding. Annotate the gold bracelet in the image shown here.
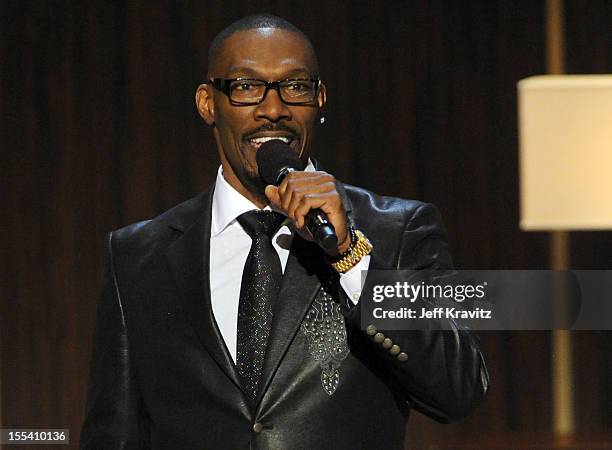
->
[331,229,373,273]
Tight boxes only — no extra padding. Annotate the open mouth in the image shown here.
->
[247,136,294,150]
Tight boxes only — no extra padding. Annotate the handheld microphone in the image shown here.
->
[256,140,338,251]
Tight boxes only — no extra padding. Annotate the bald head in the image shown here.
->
[207,14,317,77]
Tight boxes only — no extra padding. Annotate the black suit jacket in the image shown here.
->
[80,183,488,450]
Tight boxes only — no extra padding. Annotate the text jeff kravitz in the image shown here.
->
[372,307,492,320]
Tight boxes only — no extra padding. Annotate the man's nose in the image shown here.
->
[254,88,291,122]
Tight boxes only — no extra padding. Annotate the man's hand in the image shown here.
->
[264,171,351,256]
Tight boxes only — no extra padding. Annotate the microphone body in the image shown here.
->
[257,141,339,251]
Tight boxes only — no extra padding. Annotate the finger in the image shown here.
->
[283,170,334,181]
[279,177,295,213]
[293,193,349,251]
[280,175,334,213]
[285,183,337,227]
[280,172,335,194]
[310,191,343,216]
[292,192,338,229]
[286,189,306,228]
[265,185,281,207]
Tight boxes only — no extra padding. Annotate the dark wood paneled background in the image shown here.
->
[1,1,611,448]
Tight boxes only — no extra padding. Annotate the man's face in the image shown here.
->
[196,28,326,205]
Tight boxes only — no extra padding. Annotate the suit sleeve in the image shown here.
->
[80,232,148,449]
[342,203,489,423]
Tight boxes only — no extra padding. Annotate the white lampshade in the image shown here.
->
[518,75,612,230]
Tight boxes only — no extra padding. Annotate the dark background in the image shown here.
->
[1,1,611,449]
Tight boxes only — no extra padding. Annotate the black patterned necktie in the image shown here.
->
[236,210,285,403]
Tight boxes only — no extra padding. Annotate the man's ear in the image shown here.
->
[195,84,215,126]
[317,82,327,110]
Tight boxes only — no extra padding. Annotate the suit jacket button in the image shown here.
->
[397,352,408,362]
[366,324,377,336]
[389,344,401,355]
[373,332,385,343]
[382,338,393,349]
[253,423,264,433]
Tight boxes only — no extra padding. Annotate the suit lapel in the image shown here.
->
[164,187,243,393]
[257,236,330,406]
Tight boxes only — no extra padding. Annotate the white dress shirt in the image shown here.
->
[209,164,370,361]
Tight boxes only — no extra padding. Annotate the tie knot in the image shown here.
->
[237,210,285,239]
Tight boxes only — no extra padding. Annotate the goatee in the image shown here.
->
[241,169,269,206]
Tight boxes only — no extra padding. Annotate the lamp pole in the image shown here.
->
[546,0,575,437]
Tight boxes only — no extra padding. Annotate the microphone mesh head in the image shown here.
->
[256,139,305,185]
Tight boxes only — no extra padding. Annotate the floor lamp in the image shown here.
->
[518,75,612,438]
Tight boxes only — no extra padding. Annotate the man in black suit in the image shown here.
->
[81,14,488,450]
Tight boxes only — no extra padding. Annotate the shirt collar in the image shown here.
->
[211,159,316,236]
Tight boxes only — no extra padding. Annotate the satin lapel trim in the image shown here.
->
[257,236,324,406]
[164,189,243,392]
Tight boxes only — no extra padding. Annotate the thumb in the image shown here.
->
[265,185,281,207]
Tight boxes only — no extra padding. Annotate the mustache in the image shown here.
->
[243,123,299,139]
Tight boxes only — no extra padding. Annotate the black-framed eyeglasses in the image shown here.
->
[209,78,321,105]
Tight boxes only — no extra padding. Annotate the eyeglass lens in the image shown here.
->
[229,80,316,104]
